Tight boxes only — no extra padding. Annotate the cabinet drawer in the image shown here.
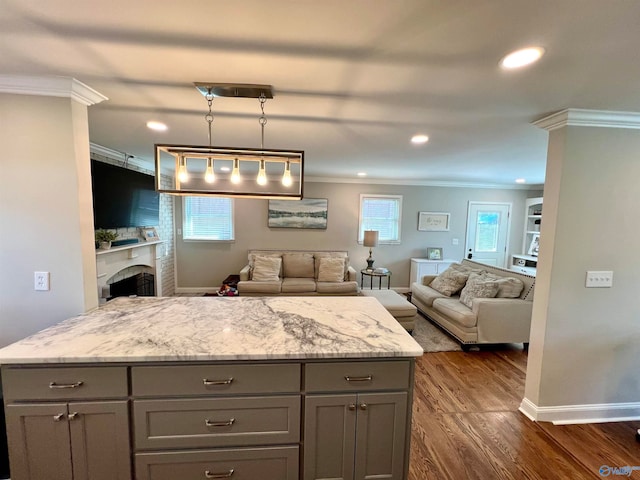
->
[134,395,300,449]
[135,446,299,480]
[1,366,128,401]
[305,361,410,393]
[132,364,300,396]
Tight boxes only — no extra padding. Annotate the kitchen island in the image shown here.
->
[0,296,423,480]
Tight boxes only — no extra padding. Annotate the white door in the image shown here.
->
[465,202,511,267]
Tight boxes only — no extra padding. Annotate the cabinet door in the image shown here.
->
[354,392,408,480]
[5,403,73,480]
[304,394,357,480]
[68,401,131,480]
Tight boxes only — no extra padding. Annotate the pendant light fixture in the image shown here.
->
[154,83,304,199]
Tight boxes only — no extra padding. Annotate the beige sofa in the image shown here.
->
[238,250,359,296]
[410,259,535,350]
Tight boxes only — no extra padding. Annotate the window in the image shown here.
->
[359,194,402,244]
[182,196,234,241]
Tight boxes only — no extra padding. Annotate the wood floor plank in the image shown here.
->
[409,350,640,480]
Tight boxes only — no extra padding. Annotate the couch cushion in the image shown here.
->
[282,253,315,278]
[252,256,282,282]
[317,256,346,282]
[281,277,317,293]
[316,281,359,294]
[314,253,348,281]
[432,298,478,328]
[429,265,470,296]
[237,280,281,294]
[411,283,448,307]
[459,272,499,308]
[481,272,524,298]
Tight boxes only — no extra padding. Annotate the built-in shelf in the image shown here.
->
[510,197,543,276]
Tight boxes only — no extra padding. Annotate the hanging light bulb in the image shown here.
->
[282,160,292,187]
[231,158,241,184]
[257,159,267,185]
[205,157,215,183]
[178,155,189,182]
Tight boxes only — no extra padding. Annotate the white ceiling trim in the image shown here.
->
[533,108,640,131]
[305,176,541,190]
[0,75,107,106]
[90,143,150,171]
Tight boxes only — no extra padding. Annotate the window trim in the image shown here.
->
[181,196,235,242]
[358,194,402,245]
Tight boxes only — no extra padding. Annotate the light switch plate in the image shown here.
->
[585,271,613,288]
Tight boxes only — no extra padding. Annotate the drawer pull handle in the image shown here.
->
[348,404,356,411]
[203,377,234,386]
[53,413,65,422]
[344,375,372,382]
[205,418,235,427]
[205,469,234,478]
[49,381,84,389]
[360,403,368,411]
[68,412,79,421]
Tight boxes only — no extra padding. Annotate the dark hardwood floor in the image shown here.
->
[409,347,640,479]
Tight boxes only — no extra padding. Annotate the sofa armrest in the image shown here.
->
[471,298,533,343]
[239,264,251,281]
[421,275,437,286]
[347,265,357,282]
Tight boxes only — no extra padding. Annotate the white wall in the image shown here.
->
[174,181,539,291]
[524,124,640,420]
[0,93,98,347]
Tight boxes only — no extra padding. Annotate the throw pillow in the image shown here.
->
[482,272,524,298]
[459,272,499,308]
[251,256,282,282]
[314,254,349,281]
[282,253,315,278]
[317,257,346,282]
[429,266,470,296]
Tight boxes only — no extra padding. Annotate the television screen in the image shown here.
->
[91,160,160,228]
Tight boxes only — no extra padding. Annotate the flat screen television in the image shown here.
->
[91,160,160,228]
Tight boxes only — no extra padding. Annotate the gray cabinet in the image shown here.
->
[5,401,130,480]
[304,392,408,480]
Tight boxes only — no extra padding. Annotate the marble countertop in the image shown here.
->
[0,296,423,364]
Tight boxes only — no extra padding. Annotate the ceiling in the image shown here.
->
[2,0,640,187]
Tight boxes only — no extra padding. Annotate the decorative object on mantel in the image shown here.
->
[155,83,304,199]
[363,230,379,270]
[418,212,450,231]
[95,229,118,249]
[426,247,443,260]
[268,198,328,229]
[141,227,159,241]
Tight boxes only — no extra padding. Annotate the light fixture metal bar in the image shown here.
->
[194,83,274,99]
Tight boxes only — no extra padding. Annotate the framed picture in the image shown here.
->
[141,227,159,241]
[418,212,450,231]
[427,247,443,260]
[527,233,540,256]
[268,198,328,229]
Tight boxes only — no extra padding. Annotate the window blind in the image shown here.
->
[183,197,234,241]
[359,195,402,243]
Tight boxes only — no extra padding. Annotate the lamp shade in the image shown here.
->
[363,230,379,247]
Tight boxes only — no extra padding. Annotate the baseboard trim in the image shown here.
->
[519,397,640,425]
[174,287,217,294]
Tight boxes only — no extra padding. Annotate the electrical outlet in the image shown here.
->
[452,238,459,245]
[585,271,613,288]
[34,271,50,291]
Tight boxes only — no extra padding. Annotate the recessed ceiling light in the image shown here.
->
[220,166,230,172]
[515,178,526,184]
[357,172,367,177]
[411,134,429,145]
[146,121,168,131]
[500,47,545,69]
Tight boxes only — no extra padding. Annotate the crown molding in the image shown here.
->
[305,175,542,190]
[0,75,107,106]
[533,108,640,131]
[89,143,150,172]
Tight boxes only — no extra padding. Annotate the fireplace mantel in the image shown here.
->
[96,240,164,303]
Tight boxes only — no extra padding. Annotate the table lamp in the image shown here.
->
[363,230,379,270]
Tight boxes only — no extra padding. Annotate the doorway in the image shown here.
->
[465,202,511,267]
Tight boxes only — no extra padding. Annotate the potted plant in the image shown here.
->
[95,229,118,249]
